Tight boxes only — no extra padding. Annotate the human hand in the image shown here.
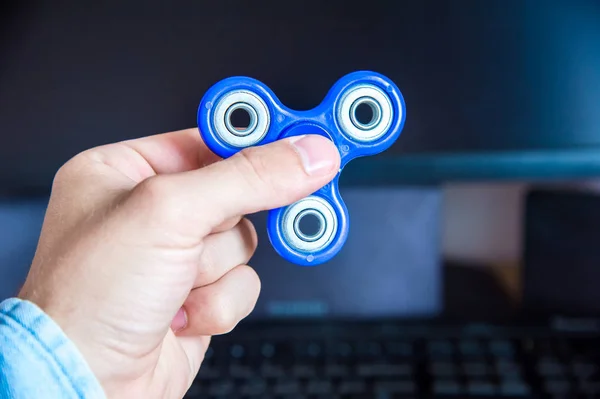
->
[18,128,340,398]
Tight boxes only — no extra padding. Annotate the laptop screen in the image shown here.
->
[0,187,442,320]
[248,187,442,320]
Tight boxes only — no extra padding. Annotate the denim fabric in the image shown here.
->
[0,298,106,399]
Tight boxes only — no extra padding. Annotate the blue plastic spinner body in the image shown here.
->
[197,71,406,266]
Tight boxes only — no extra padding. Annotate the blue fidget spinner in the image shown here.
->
[197,71,406,266]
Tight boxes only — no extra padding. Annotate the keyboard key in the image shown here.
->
[273,380,302,395]
[357,341,383,357]
[238,378,267,396]
[386,341,413,357]
[356,363,412,377]
[495,360,522,378]
[260,342,276,358]
[230,343,246,359]
[260,363,286,378]
[374,380,416,394]
[433,380,462,395]
[429,361,458,376]
[292,364,317,378]
[262,341,293,361]
[307,342,323,357]
[537,357,566,376]
[324,363,349,377]
[459,340,484,357]
[499,380,531,396]
[294,341,323,359]
[208,379,235,396]
[334,342,354,358]
[489,339,515,357]
[297,341,323,358]
[229,364,254,379]
[466,381,497,396]
[462,361,489,377]
[306,379,334,395]
[428,340,454,356]
[338,380,367,394]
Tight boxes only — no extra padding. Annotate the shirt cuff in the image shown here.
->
[0,297,106,399]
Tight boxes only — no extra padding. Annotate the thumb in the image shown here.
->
[126,134,341,238]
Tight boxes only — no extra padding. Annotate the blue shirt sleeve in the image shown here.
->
[0,298,106,399]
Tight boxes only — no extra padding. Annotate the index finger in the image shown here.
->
[81,128,220,184]
[121,128,221,174]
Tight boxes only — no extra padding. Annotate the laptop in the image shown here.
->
[183,187,600,399]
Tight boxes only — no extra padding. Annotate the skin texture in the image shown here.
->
[18,128,340,399]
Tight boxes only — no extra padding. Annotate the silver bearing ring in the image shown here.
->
[336,84,394,142]
[213,90,270,147]
[282,196,337,252]
[224,102,258,137]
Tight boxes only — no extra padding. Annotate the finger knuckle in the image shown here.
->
[133,175,177,219]
[51,153,88,189]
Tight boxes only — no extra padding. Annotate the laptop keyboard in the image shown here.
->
[184,327,600,398]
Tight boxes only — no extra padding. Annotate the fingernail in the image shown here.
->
[171,307,188,333]
[290,135,337,176]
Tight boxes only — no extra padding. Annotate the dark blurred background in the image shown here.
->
[1,1,600,398]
